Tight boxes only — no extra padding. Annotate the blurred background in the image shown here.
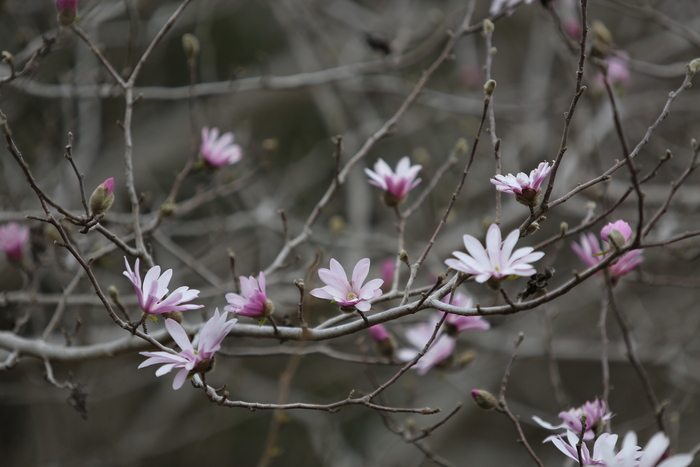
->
[1,0,700,465]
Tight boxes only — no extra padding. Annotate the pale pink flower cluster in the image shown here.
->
[225,272,273,318]
[310,258,383,312]
[491,162,552,206]
[123,257,204,315]
[139,309,237,390]
[398,302,489,374]
[445,223,544,285]
[365,157,422,206]
[0,222,29,262]
[200,127,243,167]
[572,220,643,278]
[533,398,612,441]
[397,317,457,375]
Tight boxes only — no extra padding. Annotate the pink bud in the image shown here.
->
[368,324,389,342]
[56,0,78,12]
[102,177,114,197]
[0,222,29,263]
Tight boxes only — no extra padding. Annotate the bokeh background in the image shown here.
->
[1,0,700,465]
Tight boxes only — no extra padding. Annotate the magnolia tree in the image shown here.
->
[1,0,700,465]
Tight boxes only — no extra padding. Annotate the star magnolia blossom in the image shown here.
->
[490,162,552,206]
[533,398,613,441]
[225,272,273,318]
[123,257,204,315]
[572,232,643,279]
[0,222,29,262]
[440,292,491,335]
[310,258,383,312]
[445,223,545,285]
[550,431,621,466]
[139,309,237,390]
[200,127,243,167]
[600,431,693,467]
[365,157,422,206]
[397,317,456,375]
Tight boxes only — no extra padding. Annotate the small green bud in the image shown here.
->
[471,389,498,411]
[484,79,497,97]
[182,33,200,61]
[482,19,495,35]
[688,58,700,74]
[1,51,14,67]
[107,285,119,301]
[560,222,568,236]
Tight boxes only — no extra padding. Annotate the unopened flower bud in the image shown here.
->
[159,201,177,218]
[482,19,495,35]
[471,389,498,411]
[1,51,14,67]
[56,0,78,27]
[484,79,496,97]
[688,58,700,74]
[162,310,183,324]
[181,33,200,61]
[262,138,278,151]
[560,222,568,236]
[454,138,468,154]
[368,325,396,359]
[107,285,119,301]
[456,350,477,368]
[89,177,115,216]
[398,250,409,266]
[525,220,540,236]
[330,215,346,235]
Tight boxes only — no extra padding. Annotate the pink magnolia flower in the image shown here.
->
[56,0,78,12]
[310,258,383,312]
[225,272,273,318]
[397,317,456,375]
[200,127,243,167]
[490,0,534,15]
[123,257,204,315]
[439,292,491,335]
[445,223,545,285]
[572,232,643,279]
[0,222,29,262]
[533,398,613,441]
[550,431,620,466]
[491,162,552,206]
[600,220,633,247]
[365,157,422,206]
[139,309,237,390]
[595,54,632,89]
[601,431,692,467]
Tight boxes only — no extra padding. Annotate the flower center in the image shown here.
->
[347,292,357,300]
